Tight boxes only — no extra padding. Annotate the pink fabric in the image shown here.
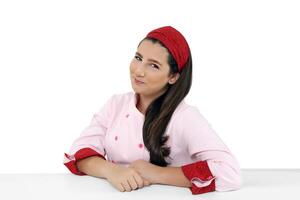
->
[63,91,242,192]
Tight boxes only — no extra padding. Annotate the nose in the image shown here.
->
[135,63,145,76]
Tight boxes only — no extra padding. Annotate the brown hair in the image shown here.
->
[138,37,193,166]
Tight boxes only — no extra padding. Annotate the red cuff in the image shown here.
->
[181,160,216,195]
[64,147,106,176]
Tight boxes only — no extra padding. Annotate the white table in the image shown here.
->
[1,169,299,200]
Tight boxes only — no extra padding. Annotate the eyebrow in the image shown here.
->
[135,52,162,66]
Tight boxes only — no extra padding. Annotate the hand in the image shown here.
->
[129,159,163,184]
[105,163,151,192]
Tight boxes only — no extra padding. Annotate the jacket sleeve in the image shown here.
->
[63,95,115,175]
[179,106,242,195]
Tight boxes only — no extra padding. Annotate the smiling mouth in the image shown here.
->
[134,78,145,84]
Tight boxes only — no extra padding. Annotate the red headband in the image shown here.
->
[146,26,190,72]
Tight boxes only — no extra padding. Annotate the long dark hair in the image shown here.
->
[138,37,193,166]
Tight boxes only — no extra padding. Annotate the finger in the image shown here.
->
[119,183,125,192]
[122,181,131,192]
[133,173,144,188]
[128,176,138,190]
[143,178,151,186]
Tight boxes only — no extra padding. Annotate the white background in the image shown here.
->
[0,0,299,173]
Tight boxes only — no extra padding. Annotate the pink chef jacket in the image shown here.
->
[63,91,242,194]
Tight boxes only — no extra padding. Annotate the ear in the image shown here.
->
[168,73,180,85]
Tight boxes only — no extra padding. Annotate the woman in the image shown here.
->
[63,26,242,195]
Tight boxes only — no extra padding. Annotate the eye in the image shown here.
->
[134,55,142,61]
[150,63,159,69]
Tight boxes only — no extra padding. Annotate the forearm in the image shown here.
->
[76,156,114,179]
[158,166,192,188]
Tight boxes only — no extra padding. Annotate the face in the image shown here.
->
[130,39,179,98]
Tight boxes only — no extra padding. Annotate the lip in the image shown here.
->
[134,78,145,84]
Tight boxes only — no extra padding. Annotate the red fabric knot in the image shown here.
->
[64,153,71,159]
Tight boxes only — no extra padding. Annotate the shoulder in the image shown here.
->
[95,91,134,125]
[173,100,202,120]
[171,101,209,129]
[105,91,134,108]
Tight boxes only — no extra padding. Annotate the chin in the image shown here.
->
[131,85,140,92]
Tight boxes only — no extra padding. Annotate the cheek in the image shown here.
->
[148,74,168,88]
[129,61,133,71]
[129,60,137,73]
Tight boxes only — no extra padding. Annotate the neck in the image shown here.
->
[136,94,151,115]
[136,89,167,115]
